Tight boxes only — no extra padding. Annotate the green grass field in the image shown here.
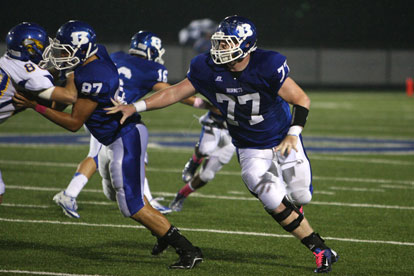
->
[1,91,413,276]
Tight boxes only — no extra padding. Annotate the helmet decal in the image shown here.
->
[210,15,257,65]
[236,24,253,38]
[128,31,165,65]
[6,22,48,64]
[70,31,90,45]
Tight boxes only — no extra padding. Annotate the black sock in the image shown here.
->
[161,225,194,253]
[301,232,328,252]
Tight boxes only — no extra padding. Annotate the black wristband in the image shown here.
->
[291,105,309,127]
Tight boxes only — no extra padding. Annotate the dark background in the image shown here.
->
[2,0,413,49]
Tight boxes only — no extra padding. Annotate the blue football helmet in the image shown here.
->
[6,22,48,64]
[210,15,257,64]
[129,31,165,64]
[43,20,98,70]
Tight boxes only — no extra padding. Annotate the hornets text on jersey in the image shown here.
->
[187,48,291,149]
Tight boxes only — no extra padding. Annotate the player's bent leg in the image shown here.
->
[132,204,203,269]
[55,132,102,218]
[171,155,224,212]
[199,156,224,183]
[65,157,96,197]
[269,197,339,273]
[52,190,80,218]
[181,127,220,183]
[102,178,116,201]
[169,173,207,212]
[131,203,171,236]
[239,148,287,211]
[182,149,204,183]
[98,147,116,201]
[169,191,189,212]
[284,137,313,207]
[54,154,99,218]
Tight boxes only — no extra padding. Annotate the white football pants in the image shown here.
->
[238,136,312,211]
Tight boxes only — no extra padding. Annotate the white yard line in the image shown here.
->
[0,270,111,276]
[0,159,412,186]
[3,186,414,210]
[329,186,385,192]
[310,155,414,166]
[0,217,413,247]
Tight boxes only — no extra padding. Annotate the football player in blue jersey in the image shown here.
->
[13,20,203,269]
[52,30,173,218]
[106,15,339,273]
[51,30,216,218]
[0,22,79,204]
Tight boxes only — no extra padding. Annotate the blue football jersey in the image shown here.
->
[187,49,291,149]
[110,51,168,104]
[74,45,140,145]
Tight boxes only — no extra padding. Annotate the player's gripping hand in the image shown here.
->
[274,135,298,156]
[13,92,38,109]
[105,98,137,125]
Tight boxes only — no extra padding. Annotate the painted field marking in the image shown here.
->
[0,217,413,247]
[3,186,414,210]
[0,159,413,186]
[0,270,110,276]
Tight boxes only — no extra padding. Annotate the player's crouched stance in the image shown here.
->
[13,20,202,270]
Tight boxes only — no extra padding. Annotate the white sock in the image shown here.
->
[65,173,88,198]
[143,177,153,201]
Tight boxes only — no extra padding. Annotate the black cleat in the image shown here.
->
[182,157,200,183]
[313,248,338,273]
[151,237,169,255]
[169,247,203,269]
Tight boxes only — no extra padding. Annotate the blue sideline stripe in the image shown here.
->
[0,133,413,153]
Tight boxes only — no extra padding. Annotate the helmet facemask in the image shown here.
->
[153,47,165,65]
[41,37,97,70]
[210,31,256,65]
[211,32,244,64]
[209,16,257,65]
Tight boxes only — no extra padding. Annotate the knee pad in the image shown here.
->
[216,143,235,164]
[199,157,223,182]
[198,130,220,156]
[254,172,286,211]
[102,178,116,201]
[288,189,312,206]
[270,197,304,232]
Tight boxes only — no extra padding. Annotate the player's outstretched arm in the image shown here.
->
[105,98,137,125]
[47,72,78,105]
[106,78,197,124]
[13,92,97,132]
